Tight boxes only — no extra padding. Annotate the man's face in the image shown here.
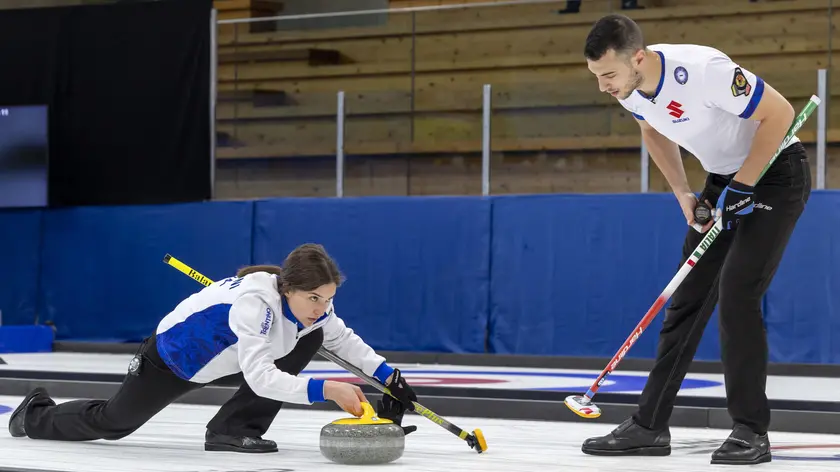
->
[587,48,644,100]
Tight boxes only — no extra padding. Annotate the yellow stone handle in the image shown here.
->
[331,401,392,425]
[359,401,375,419]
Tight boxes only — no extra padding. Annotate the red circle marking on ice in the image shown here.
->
[773,445,840,451]
[313,376,508,386]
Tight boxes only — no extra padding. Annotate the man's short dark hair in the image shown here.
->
[584,14,644,61]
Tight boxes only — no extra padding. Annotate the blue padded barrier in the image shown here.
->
[0,209,43,326]
[253,196,492,353]
[764,191,840,364]
[488,193,725,360]
[4,191,840,363]
[0,325,53,353]
[38,201,255,341]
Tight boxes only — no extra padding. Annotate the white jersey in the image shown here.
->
[618,43,798,175]
[155,271,392,405]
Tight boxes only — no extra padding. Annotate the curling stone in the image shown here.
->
[320,402,405,465]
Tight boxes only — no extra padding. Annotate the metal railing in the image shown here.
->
[212,0,834,197]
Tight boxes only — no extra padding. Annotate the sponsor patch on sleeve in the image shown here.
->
[260,307,273,335]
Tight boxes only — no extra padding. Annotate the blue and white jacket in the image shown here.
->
[155,271,393,405]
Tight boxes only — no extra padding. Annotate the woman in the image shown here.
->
[8,243,417,453]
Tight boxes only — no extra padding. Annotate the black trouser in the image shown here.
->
[206,328,324,437]
[23,328,324,441]
[632,142,811,435]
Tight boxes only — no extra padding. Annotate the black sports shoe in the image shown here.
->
[581,417,671,456]
[8,387,55,438]
[711,424,771,465]
[204,429,278,453]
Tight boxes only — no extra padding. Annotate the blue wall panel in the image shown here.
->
[488,193,726,360]
[253,197,491,353]
[764,191,840,364]
[38,201,254,341]
[0,210,43,326]
[4,190,839,363]
[0,325,54,353]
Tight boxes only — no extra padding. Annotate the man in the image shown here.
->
[579,14,811,466]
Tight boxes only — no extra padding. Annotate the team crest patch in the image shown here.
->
[731,67,751,97]
[674,66,688,85]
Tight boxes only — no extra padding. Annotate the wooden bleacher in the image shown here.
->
[212,0,840,196]
[215,0,284,33]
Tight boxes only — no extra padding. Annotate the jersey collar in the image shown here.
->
[276,274,306,330]
[280,294,305,330]
[636,50,665,102]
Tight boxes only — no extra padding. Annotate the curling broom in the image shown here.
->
[162,253,488,454]
[564,94,822,419]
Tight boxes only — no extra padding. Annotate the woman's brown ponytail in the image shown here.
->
[233,243,342,293]
[235,264,283,278]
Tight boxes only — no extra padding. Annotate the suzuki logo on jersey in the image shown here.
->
[666,100,690,123]
[667,101,683,118]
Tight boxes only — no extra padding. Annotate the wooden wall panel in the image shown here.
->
[214,144,840,199]
[212,0,840,199]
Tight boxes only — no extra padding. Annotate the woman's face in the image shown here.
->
[285,283,337,327]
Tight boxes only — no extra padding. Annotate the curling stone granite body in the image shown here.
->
[319,403,405,465]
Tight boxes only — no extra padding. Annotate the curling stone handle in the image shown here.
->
[360,401,375,419]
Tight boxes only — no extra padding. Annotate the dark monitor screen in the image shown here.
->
[0,105,49,208]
